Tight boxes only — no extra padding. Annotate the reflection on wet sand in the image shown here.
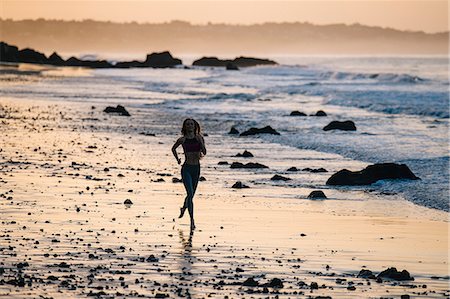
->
[178,229,194,298]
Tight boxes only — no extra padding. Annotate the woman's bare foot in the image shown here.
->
[179,207,186,218]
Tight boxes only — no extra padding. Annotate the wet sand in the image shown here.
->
[0,77,449,298]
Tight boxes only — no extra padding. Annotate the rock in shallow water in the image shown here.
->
[323,120,356,131]
[307,190,327,199]
[326,163,419,185]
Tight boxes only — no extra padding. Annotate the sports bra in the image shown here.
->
[182,137,201,153]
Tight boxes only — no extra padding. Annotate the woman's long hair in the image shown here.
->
[181,118,201,136]
[181,118,204,159]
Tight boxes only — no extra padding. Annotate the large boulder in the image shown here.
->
[323,120,356,131]
[240,126,280,136]
[143,51,182,68]
[377,267,414,281]
[326,163,419,185]
[17,48,48,64]
[0,42,19,62]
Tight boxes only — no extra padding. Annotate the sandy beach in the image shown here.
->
[0,69,448,299]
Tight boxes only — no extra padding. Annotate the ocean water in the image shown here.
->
[1,56,449,211]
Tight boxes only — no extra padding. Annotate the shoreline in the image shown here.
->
[0,96,448,298]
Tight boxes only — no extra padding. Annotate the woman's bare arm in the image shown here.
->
[172,137,185,164]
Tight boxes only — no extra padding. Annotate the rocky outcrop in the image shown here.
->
[323,120,356,131]
[193,56,277,67]
[18,48,48,64]
[48,52,65,66]
[326,163,419,185]
[240,126,280,136]
[65,57,112,68]
[0,41,182,69]
[0,42,19,62]
[143,51,182,68]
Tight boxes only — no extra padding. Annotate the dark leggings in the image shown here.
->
[181,164,200,219]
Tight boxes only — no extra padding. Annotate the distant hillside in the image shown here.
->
[0,19,447,58]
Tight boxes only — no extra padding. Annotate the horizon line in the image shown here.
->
[1,17,448,35]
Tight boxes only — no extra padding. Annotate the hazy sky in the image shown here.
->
[1,0,448,33]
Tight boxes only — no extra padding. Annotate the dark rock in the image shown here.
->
[232,181,249,189]
[315,110,327,116]
[236,150,254,158]
[233,56,277,67]
[401,295,411,299]
[65,57,112,68]
[302,167,327,173]
[193,57,226,67]
[242,277,259,287]
[172,178,182,183]
[310,282,319,289]
[347,285,356,291]
[377,267,414,281]
[323,120,356,131]
[218,161,229,165]
[104,105,131,116]
[143,51,182,68]
[229,127,239,134]
[139,132,156,136]
[48,52,65,65]
[326,163,420,186]
[155,294,169,298]
[124,199,133,205]
[193,56,277,67]
[357,269,376,279]
[307,190,327,199]
[146,254,159,263]
[18,48,47,64]
[0,42,19,62]
[199,176,206,181]
[240,126,280,136]
[264,278,283,288]
[290,111,307,116]
[271,175,291,181]
[287,167,299,171]
[226,62,239,70]
[16,262,29,269]
[230,162,268,169]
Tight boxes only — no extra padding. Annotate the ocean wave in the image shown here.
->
[319,71,425,83]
